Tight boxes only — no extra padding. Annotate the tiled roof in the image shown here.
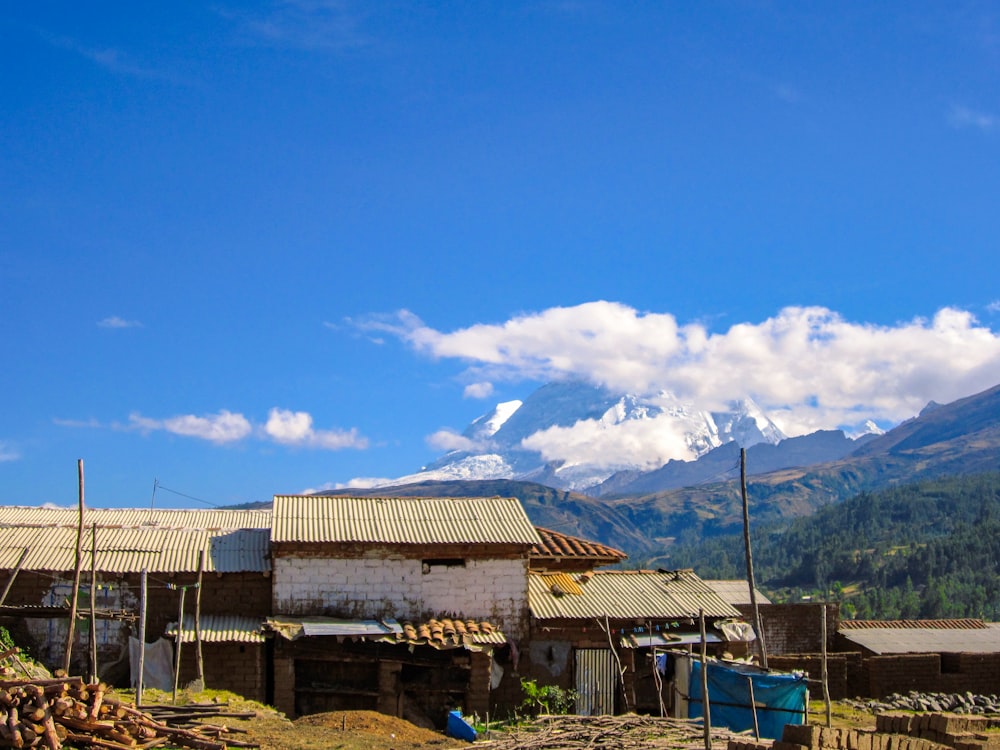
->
[0,508,270,573]
[263,616,505,649]
[271,495,541,546]
[838,622,1000,655]
[839,619,987,630]
[703,579,772,606]
[166,614,266,644]
[375,618,506,649]
[529,569,742,621]
[530,527,628,563]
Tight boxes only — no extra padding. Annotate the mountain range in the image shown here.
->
[330,381,1000,559]
[379,381,873,494]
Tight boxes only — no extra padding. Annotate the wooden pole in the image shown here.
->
[194,550,205,688]
[822,604,832,727]
[747,675,760,740]
[89,522,98,682]
[172,585,187,704]
[137,569,148,705]
[699,609,711,750]
[741,448,768,669]
[63,459,85,674]
[0,548,30,607]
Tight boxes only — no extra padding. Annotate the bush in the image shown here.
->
[519,678,578,715]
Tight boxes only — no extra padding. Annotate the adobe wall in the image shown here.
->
[866,652,1000,698]
[767,652,862,700]
[174,641,267,703]
[746,603,838,656]
[272,555,530,640]
[0,570,271,682]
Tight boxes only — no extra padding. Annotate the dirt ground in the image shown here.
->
[229,709,465,750]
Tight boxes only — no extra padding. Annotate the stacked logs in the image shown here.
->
[0,677,250,750]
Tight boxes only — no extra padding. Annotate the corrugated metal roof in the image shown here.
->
[529,569,742,621]
[703,580,773,606]
[264,617,404,640]
[271,495,541,546]
[538,572,584,596]
[0,507,271,530]
[839,619,986,630]
[0,510,270,573]
[166,614,266,643]
[838,623,1000,655]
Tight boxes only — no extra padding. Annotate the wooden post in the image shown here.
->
[747,675,760,740]
[194,549,205,688]
[741,448,768,669]
[89,522,98,682]
[172,585,186,704]
[137,569,148,705]
[63,459,85,674]
[0,548,30,607]
[699,609,711,750]
[822,604,831,727]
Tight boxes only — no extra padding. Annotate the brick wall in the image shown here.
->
[272,555,529,639]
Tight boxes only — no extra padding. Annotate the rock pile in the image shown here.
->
[845,692,1000,715]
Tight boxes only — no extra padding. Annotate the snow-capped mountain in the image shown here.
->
[380,381,792,492]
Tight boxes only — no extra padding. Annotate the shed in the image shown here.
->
[0,507,271,700]
[526,569,750,716]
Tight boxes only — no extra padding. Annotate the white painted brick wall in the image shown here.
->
[273,555,529,637]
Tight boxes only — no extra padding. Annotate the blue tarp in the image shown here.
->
[687,660,807,740]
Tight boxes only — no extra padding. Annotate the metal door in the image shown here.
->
[574,648,617,715]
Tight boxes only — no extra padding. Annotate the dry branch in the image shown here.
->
[0,678,256,750]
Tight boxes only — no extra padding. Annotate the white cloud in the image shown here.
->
[366,301,1000,441]
[948,104,998,132]
[123,407,367,450]
[988,300,1000,313]
[463,382,494,399]
[426,429,478,453]
[219,0,372,52]
[0,442,21,462]
[523,414,698,469]
[264,408,368,449]
[129,410,253,444]
[98,316,142,329]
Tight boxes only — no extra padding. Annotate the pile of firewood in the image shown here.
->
[0,677,254,750]
[474,713,746,750]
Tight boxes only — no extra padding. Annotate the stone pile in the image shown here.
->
[845,692,1000,715]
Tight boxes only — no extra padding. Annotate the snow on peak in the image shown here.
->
[847,419,885,439]
[364,382,792,493]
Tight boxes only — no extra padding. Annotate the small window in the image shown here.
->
[421,558,465,574]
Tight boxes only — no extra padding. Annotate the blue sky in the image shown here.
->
[3,1,999,508]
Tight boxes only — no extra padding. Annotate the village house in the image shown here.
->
[0,495,785,726]
[0,506,272,701]
[523,567,754,715]
[265,494,540,724]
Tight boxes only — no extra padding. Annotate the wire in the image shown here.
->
[155,485,218,507]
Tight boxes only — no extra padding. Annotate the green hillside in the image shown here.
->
[661,472,1000,620]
